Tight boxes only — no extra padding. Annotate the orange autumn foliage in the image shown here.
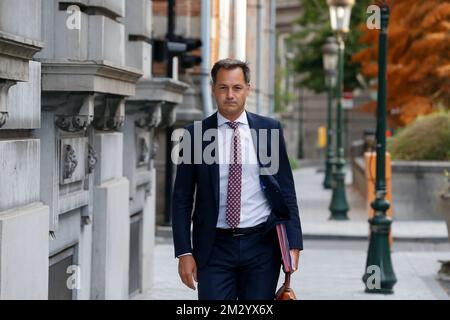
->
[352,0,450,127]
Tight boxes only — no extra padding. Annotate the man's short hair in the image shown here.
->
[211,58,251,84]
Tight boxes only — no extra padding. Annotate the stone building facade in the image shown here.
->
[0,0,187,299]
[152,0,277,225]
[0,0,298,300]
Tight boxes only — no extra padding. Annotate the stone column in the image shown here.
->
[37,92,97,300]
[0,0,49,299]
[122,101,161,297]
[125,78,188,296]
[124,0,190,297]
[91,95,130,300]
[36,0,142,300]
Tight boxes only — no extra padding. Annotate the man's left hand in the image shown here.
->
[289,249,300,272]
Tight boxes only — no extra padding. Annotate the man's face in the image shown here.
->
[212,67,250,120]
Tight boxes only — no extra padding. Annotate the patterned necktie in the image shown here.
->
[226,121,242,229]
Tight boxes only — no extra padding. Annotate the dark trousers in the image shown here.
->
[197,228,281,300]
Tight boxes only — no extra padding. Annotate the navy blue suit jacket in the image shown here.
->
[171,111,303,268]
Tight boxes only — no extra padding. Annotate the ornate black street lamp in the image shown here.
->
[322,37,338,189]
[327,0,354,220]
[362,4,397,294]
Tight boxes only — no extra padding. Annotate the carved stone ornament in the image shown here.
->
[151,141,159,160]
[106,115,125,130]
[0,112,8,128]
[54,95,94,132]
[63,144,78,179]
[87,144,98,174]
[138,137,150,164]
[93,97,125,131]
[0,80,16,128]
[135,116,151,129]
[55,115,93,132]
[92,115,125,131]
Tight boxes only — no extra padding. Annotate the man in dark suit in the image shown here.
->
[172,58,303,300]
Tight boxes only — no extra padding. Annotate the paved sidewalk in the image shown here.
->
[295,165,449,241]
[137,241,450,300]
[140,164,450,300]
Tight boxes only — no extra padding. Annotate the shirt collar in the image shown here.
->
[217,109,248,127]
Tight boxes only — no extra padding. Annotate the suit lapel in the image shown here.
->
[246,111,271,168]
[203,112,219,213]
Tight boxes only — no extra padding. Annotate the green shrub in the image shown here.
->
[387,112,450,161]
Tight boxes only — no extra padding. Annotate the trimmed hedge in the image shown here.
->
[388,112,450,161]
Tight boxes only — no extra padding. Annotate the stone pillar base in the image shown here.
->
[0,202,49,299]
[91,177,130,300]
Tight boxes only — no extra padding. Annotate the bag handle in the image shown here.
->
[284,271,291,288]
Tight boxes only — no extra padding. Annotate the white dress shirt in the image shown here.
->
[216,110,272,229]
[177,110,272,257]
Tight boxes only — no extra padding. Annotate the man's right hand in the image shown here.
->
[178,255,197,290]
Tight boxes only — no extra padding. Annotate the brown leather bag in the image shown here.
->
[275,272,297,300]
[275,223,297,300]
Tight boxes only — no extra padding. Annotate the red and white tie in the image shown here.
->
[226,121,242,229]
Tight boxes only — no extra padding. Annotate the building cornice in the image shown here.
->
[39,59,143,97]
[130,77,190,105]
[0,31,43,82]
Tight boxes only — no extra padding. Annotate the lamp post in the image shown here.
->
[327,0,353,220]
[322,37,338,189]
[362,4,397,294]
